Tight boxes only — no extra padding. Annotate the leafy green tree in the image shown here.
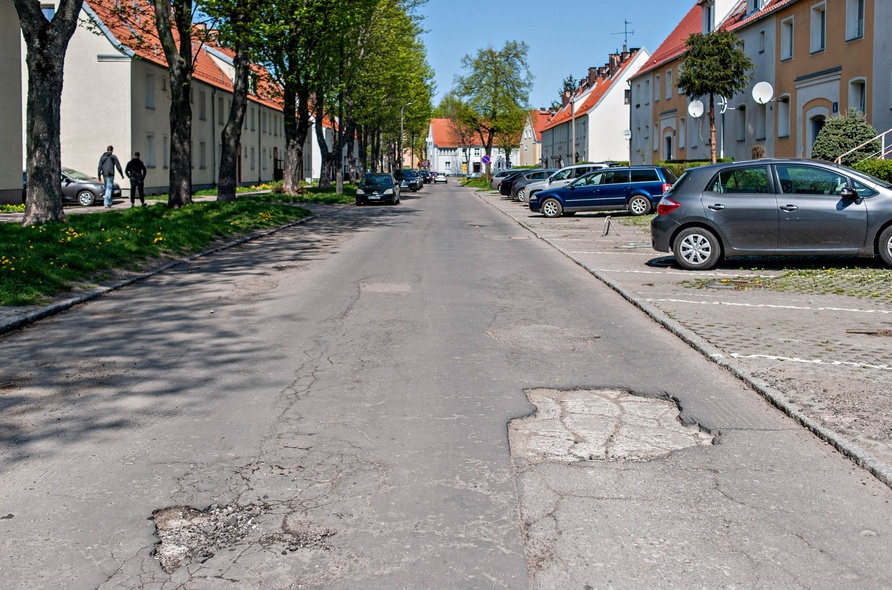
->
[15,0,85,225]
[678,30,754,163]
[811,110,879,165]
[454,40,533,177]
[550,74,576,111]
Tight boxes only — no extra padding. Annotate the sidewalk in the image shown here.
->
[471,186,892,488]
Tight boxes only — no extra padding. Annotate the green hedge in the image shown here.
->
[656,159,728,179]
[853,159,892,183]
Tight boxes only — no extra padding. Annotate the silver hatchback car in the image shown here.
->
[651,159,892,270]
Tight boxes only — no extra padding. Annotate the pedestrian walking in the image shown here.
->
[97,145,123,208]
[125,152,147,207]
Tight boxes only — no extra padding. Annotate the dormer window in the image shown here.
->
[750,0,762,13]
[702,0,715,33]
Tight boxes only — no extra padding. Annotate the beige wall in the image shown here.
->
[1,0,23,204]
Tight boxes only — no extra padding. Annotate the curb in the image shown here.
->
[0,213,318,337]
[469,185,892,489]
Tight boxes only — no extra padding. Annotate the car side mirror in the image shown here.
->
[840,187,857,199]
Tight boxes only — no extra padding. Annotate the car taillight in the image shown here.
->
[661,183,672,194]
[656,197,680,216]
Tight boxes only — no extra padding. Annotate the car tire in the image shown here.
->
[78,190,96,206]
[628,195,651,216]
[879,226,892,268]
[516,189,526,202]
[540,198,563,218]
[673,227,722,270]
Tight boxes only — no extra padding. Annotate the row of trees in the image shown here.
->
[15,0,433,225]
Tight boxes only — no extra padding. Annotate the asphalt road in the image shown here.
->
[0,182,889,588]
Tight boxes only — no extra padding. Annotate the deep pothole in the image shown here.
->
[152,503,264,573]
[509,388,714,464]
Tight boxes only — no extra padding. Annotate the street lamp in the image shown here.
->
[399,102,412,170]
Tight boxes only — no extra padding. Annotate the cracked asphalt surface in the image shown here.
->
[0,184,890,588]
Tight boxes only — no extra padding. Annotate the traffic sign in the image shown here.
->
[481,154,491,165]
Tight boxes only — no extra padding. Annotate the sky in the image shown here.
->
[417,0,695,110]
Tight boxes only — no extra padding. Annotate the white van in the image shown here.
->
[525,163,610,200]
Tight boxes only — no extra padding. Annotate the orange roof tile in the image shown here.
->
[430,118,482,148]
[528,109,553,142]
[633,2,702,78]
[723,0,799,31]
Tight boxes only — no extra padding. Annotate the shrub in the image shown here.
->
[657,159,725,178]
[853,159,892,183]
[811,110,879,165]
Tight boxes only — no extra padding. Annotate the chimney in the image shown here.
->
[588,67,598,86]
[561,90,571,108]
[609,53,620,74]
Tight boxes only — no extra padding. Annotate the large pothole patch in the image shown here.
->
[487,324,601,353]
[510,388,713,463]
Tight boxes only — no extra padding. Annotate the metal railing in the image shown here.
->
[834,128,892,164]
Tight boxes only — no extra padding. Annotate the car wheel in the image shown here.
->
[78,190,96,206]
[540,198,563,218]
[516,189,526,202]
[628,195,651,216]
[673,227,722,270]
[879,226,892,268]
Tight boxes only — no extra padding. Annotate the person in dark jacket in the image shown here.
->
[125,152,147,207]
[97,146,123,208]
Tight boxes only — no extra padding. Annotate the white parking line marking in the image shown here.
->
[648,298,892,314]
[729,352,892,371]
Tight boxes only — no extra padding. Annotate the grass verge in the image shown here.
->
[0,199,314,306]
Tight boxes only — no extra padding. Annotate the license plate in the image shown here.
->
[369,194,380,199]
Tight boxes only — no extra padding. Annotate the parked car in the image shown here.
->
[30,168,121,206]
[434,172,448,184]
[511,169,556,202]
[393,169,422,191]
[419,170,432,184]
[468,172,483,179]
[489,168,515,190]
[498,170,527,196]
[355,173,400,205]
[651,158,892,270]
[529,166,677,218]
[524,163,610,201]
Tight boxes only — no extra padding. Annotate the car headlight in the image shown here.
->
[383,189,393,195]
[356,188,365,195]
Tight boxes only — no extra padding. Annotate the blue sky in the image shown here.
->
[417,0,695,109]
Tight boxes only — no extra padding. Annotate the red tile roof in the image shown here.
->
[542,50,641,132]
[723,0,799,31]
[528,109,553,142]
[84,0,284,112]
[430,118,481,148]
[633,2,702,78]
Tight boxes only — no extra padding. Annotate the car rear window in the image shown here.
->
[658,167,678,183]
[631,169,659,182]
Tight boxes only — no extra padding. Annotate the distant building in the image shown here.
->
[518,109,553,168]
[426,118,519,175]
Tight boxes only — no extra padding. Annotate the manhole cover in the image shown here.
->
[510,388,713,464]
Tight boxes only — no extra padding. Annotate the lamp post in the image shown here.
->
[399,102,412,170]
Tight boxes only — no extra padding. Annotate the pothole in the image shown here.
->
[509,388,713,464]
[486,324,601,353]
[152,503,264,573]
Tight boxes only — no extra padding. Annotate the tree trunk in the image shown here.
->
[218,43,251,202]
[16,0,85,225]
[282,84,311,194]
[314,114,335,189]
[152,0,194,208]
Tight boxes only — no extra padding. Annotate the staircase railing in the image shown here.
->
[834,128,892,164]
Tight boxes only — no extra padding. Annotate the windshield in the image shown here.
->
[362,174,392,186]
[63,168,95,181]
[832,163,892,189]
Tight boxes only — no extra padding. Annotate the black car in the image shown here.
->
[498,171,526,196]
[23,168,122,206]
[651,158,892,270]
[393,169,422,191]
[419,170,432,184]
[511,169,555,202]
[356,173,400,205]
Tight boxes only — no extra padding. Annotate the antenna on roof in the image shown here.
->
[611,19,635,50]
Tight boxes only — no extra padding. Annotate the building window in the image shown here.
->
[250,108,256,131]
[645,80,651,105]
[781,17,794,60]
[755,104,767,140]
[445,161,451,170]
[810,3,826,54]
[262,148,267,170]
[736,106,747,142]
[145,73,155,109]
[678,117,686,149]
[217,96,224,125]
[199,141,207,169]
[849,78,867,114]
[751,0,762,12]
[665,70,672,100]
[250,146,255,170]
[653,123,660,151]
[473,148,481,157]
[846,0,865,40]
[759,30,766,53]
[162,135,169,168]
[778,95,791,138]
[262,111,267,134]
[145,134,156,168]
[199,90,206,120]
[654,75,660,102]
[704,2,715,32]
